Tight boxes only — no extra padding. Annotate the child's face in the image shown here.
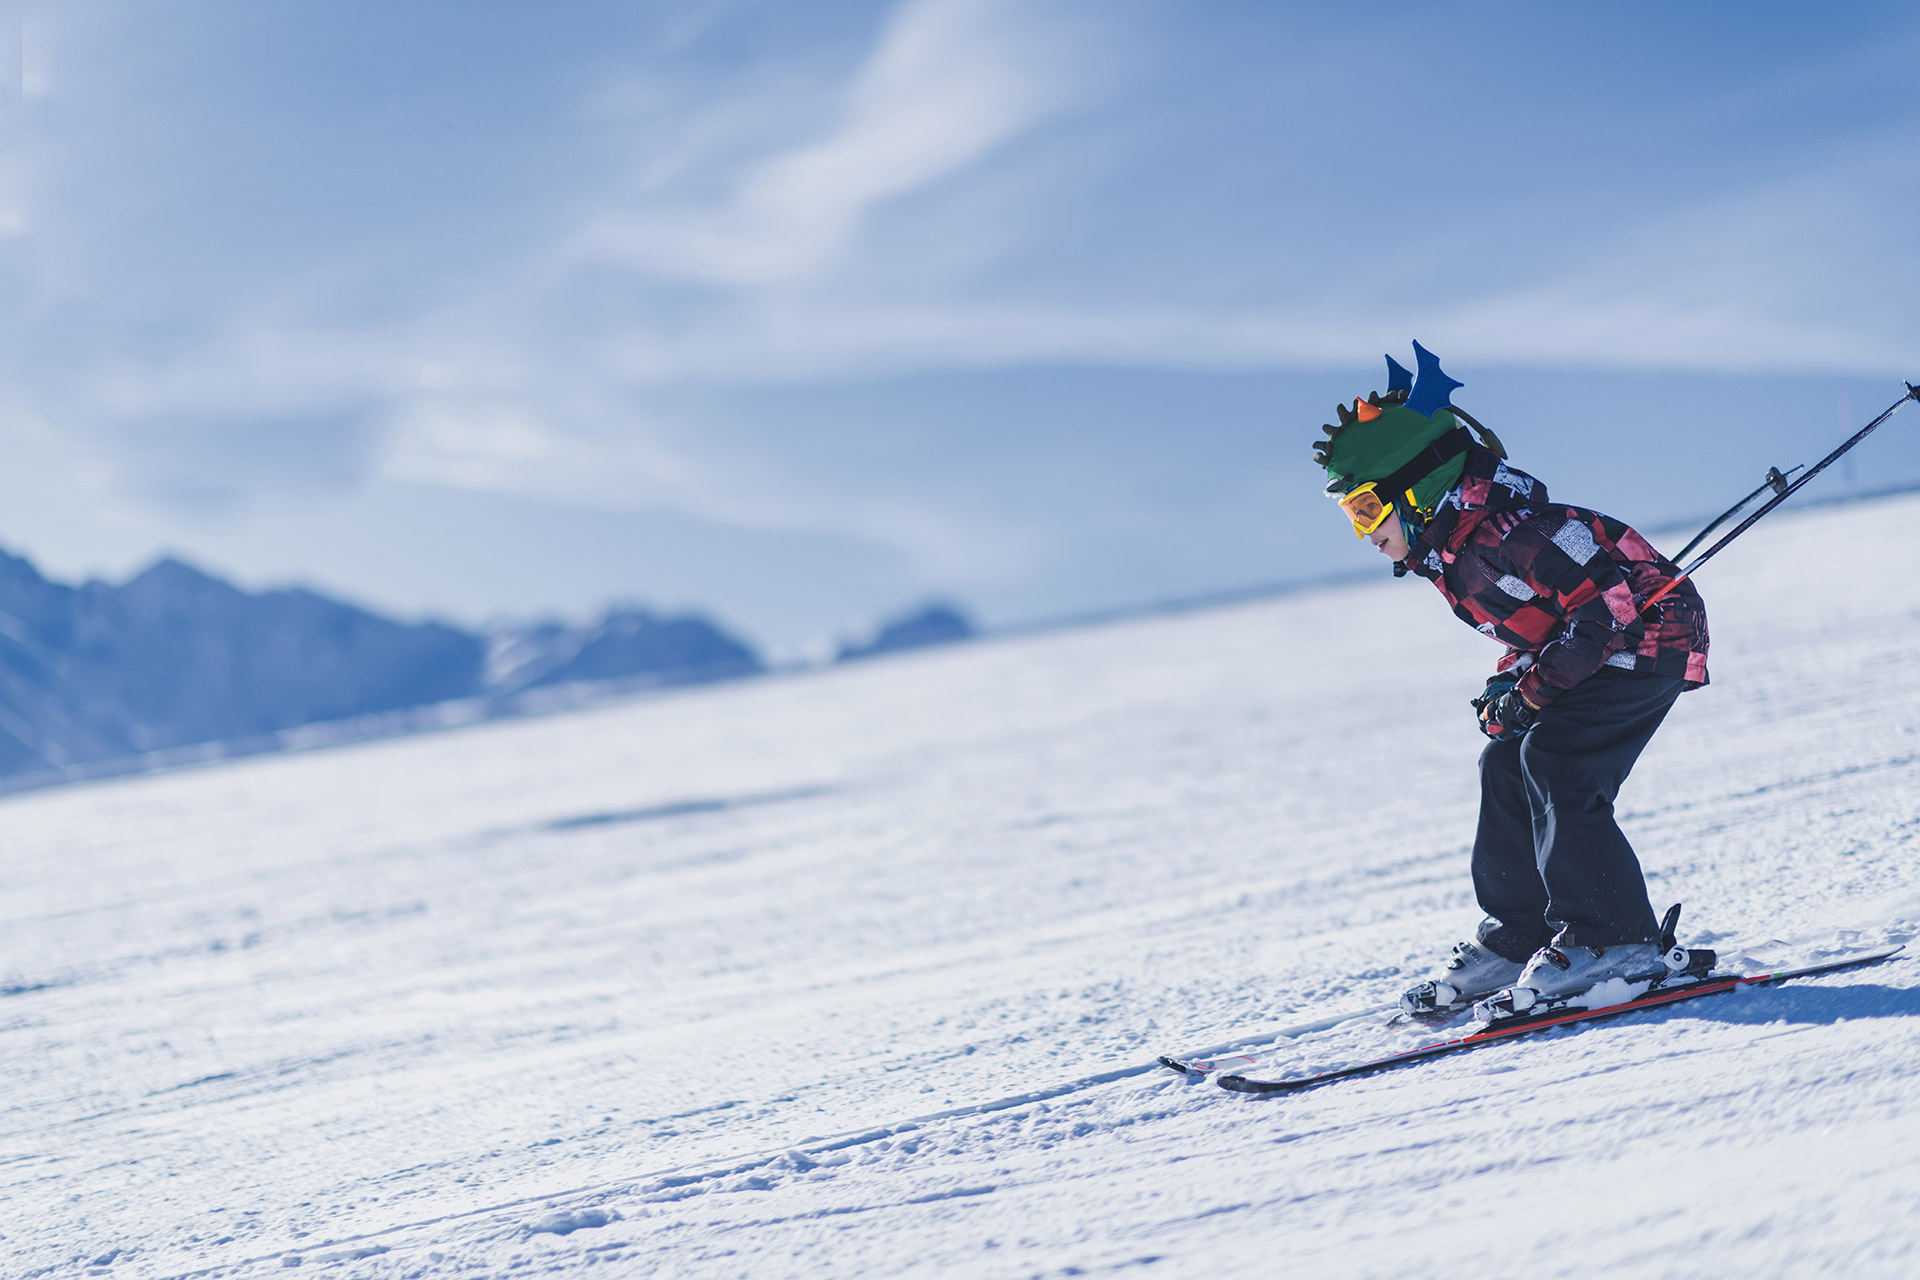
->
[1367,512,1409,562]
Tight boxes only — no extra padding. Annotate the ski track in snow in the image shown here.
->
[4,494,1920,1278]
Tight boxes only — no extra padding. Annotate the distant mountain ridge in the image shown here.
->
[0,548,763,783]
[835,603,974,663]
[488,610,760,696]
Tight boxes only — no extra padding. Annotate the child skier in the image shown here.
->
[1316,343,1710,1018]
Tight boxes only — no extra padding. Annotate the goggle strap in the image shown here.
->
[1367,426,1473,519]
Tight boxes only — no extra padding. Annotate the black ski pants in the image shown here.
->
[1472,670,1684,961]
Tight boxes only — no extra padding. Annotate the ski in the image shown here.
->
[1214,945,1903,1095]
[1162,907,1700,1079]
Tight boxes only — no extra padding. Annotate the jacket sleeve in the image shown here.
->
[1501,513,1642,706]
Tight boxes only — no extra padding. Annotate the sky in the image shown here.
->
[0,0,1917,657]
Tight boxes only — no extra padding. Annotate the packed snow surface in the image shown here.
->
[6,493,1920,1279]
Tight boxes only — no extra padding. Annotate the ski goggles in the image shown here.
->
[1334,482,1398,538]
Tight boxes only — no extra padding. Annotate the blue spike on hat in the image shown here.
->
[1385,354,1413,396]
[1405,340,1463,418]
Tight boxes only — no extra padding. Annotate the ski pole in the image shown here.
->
[1671,464,1802,564]
[1643,381,1920,613]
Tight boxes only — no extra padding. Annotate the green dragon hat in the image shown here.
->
[1314,342,1503,519]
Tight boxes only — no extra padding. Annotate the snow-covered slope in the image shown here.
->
[5,492,1920,1279]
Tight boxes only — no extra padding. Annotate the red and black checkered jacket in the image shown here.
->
[1403,447,1709,706]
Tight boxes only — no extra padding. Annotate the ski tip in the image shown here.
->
[1158,1051,1263,1077]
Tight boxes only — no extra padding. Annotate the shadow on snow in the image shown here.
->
[537,784,836,834]
[1679,977,1920,1028]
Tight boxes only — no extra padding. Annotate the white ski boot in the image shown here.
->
[1400,939,1527,1016]
[1474,904,1712,1024]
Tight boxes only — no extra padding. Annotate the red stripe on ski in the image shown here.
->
[1215,945,1903,1095]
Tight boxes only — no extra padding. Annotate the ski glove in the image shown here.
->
[1470,673,1516,708]
[1479,688,1539,739]
[1470,674,1517,728]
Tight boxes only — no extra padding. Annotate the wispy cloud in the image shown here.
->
[574,0,1086,286]
[1423,140,1920,375]
[4,0,1121,523]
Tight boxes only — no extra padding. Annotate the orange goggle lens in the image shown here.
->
[1336,483,1393,537]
